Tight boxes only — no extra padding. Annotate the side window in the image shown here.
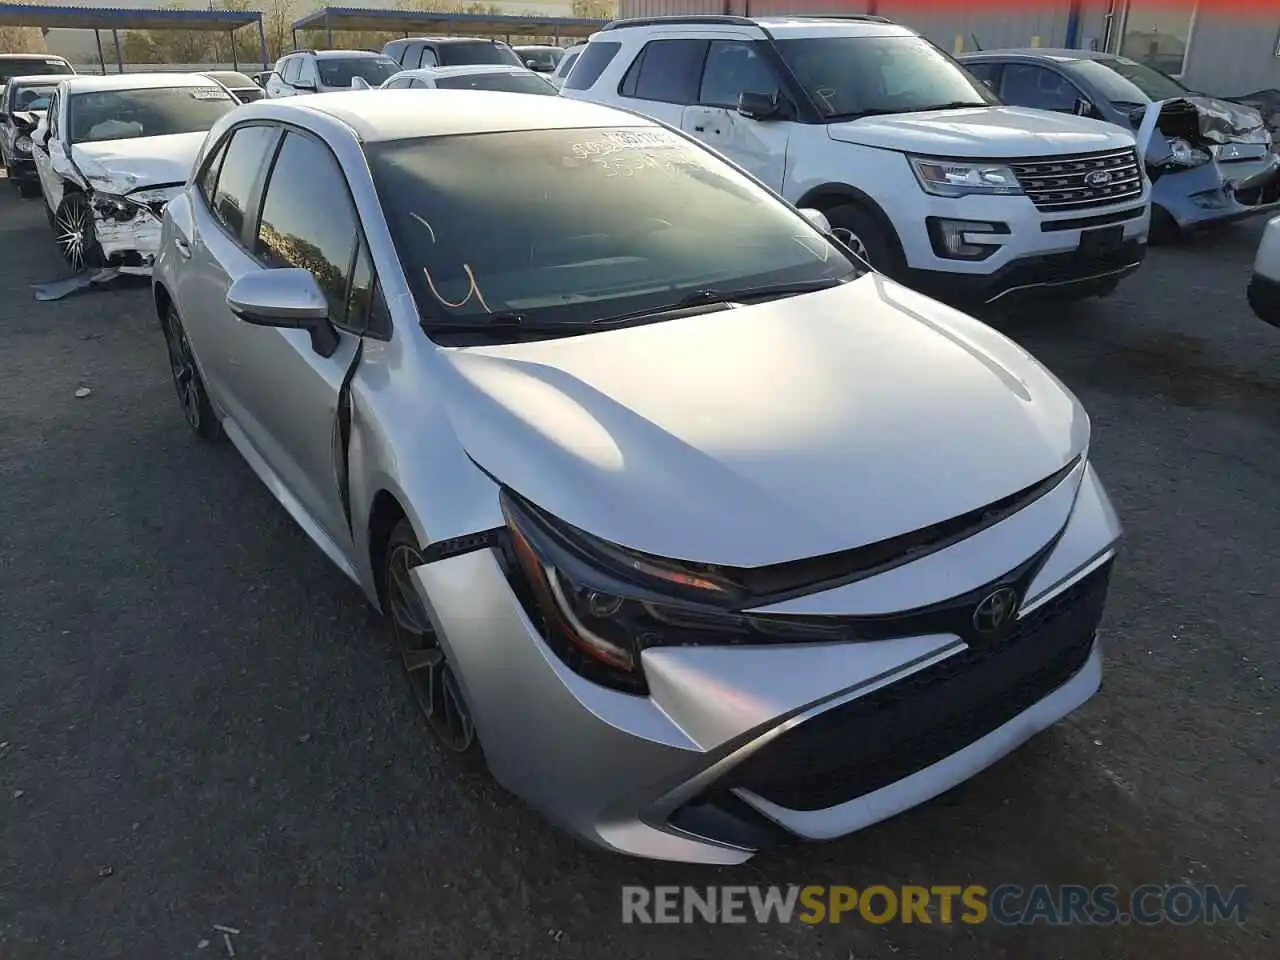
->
[417,46,438,68]
[698,40,779,108]
[0,87,8,113]
[210,124,279,239]
[296,56,318,86]
[964,61,1002,92]
[562,40,620,91]
[999,64,1080,112]
[255,131,362,328]
[411,78,431,89]
[385,76,405,89]
[558,50,579,79]
[282,57,300,84]
[196,135,229,207]
[47,91,59,137]
[618,39,707,104]
[345,238,375,333]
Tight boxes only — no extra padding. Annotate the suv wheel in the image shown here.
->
[826,203,904,277]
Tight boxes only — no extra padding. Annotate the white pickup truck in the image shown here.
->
[562,14,1151,309]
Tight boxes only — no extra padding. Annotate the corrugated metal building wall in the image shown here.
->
[615,1,1279,96]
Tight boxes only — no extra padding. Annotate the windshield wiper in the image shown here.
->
[912,101,989,112]
[589,277,851,326]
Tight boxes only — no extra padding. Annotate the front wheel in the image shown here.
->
[162,304,222,441]
[384,519,478,755]
[53,192,104,271]
[825,203,905,278]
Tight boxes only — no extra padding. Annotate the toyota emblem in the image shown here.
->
[972,586,1020,635]
[1084,170,1113,188]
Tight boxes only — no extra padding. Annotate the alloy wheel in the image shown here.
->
[387,542,475,752]
[833,227,871,265]
[54,195,94,272]
[164,311,202,432]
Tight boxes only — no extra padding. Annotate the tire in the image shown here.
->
[53,192,104,271]
[161,303,223,442]
[384,518,478,755]
[824,202,906,278]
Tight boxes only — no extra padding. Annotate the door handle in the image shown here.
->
[173,236,191,259]
[693,124,705,132]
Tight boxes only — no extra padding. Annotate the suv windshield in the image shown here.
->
[1071,56,1187,106]
[774,35,994,119]
[67,85,235,143]
[366,126,856,333]
[318,56,400,87]
[434,72,556,95]
[0,58,72,84]
[517,48,563,71]
[438,41,524,67]
[9,81,58,113]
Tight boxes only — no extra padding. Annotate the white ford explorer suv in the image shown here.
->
[562,14,1151,308]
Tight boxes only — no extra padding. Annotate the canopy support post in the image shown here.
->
[94,29,106,75]
[112,29,123,73]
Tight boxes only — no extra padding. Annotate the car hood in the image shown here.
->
[438,276,1090,567]
[827,105,1134,158]
[71,131,206,191]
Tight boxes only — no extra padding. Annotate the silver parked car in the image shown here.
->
[153,90,1121,864]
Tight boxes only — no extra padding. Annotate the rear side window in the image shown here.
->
[196,136,229,206]
[964,61,1002,91]
[618,39,707,104]
[210,124,279,239]
[417,46,439,68]
[563,41,621,91]
[282,57,300,84]
[557,50,579,79]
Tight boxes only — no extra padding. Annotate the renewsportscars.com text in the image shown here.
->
[621,884,1249,926]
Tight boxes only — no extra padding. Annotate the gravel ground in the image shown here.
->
[0,183,1276,960]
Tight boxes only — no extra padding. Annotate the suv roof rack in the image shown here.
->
[290,48,317,55]
[789,14,892,23]
[600,16,758,32]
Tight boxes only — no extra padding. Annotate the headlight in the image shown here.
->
[498,491,847,694]
[14,134,31,153]
[1163,137,1212,169]
[909,156,1023,198]
[91,191,166,222]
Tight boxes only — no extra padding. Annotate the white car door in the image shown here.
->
[680,39,790,194]
[31,88,65,211]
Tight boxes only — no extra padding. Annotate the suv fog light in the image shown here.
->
[926,217,1010,260]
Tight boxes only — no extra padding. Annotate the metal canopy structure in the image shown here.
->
[290,6,608,49]
[0,3,269,74]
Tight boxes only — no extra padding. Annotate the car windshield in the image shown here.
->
[434,72,557,95]
[1071,56,1188,106]
[518,48,563,70]
[67,85,236,143]
[774,35,995,119]
[366,126,857,333]
[10,82,57,113]
[318,57,400,87]
[0,58,72,84]
[437,41,524,67]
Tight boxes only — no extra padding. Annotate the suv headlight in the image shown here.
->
[909,156,1023,198]
[1162,137,1212,169]
[498,491,847,694]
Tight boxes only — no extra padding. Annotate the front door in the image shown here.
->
[680,39,790,193]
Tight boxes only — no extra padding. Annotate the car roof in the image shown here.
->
[514,44,561,50]
[315,49,393,59]
[393,36,505,45]
[397,65,532,79]
[6,74,63,87]
[0,53,69,60]
[235,89,652,142]
[602,15,913,40]
[60,72,229,94]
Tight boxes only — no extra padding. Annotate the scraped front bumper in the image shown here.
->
[408,463,1121,864]
[90,187,179,272]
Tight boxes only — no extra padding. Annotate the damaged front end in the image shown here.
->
[87,183,180,272]
[1136,96,1280,231]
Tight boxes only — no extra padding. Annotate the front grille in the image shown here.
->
[1011,149,1143,213]
[716,561,1112,812]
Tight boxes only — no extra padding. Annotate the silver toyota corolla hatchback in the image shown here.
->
[153,90,1121,864]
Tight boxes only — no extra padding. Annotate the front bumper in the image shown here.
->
[1154,152,1280,229]
[906,237,1147,308]
[411,462,1121,863]
[1247,273,1280,327]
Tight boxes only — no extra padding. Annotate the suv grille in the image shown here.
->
[715,560,1113,812]
[1011,149,1143,213]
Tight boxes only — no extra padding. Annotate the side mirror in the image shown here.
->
[1073,97,1095,117]
[737,90,781,121]
[293,78,317,92]
[226,269,339,357]
[798,207,832,235]
[350,76,371,90]
[12,110,37,132]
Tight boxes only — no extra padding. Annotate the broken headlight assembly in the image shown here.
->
[497,490,848,695]
[1160,137,1213,170]
[91,190,169,224]
[13,134,31,154]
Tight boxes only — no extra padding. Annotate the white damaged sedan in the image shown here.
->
[31,73,237,272]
